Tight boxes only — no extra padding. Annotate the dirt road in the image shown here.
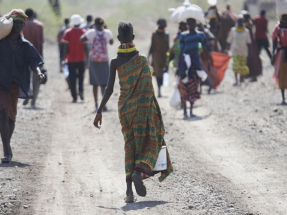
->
[0,38,287,215]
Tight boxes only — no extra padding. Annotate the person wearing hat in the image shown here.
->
[62,14,86,103]
[0,10,45,163]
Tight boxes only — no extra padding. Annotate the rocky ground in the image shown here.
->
[0,36,287,215]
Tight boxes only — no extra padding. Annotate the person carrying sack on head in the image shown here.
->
[0,9,45,163]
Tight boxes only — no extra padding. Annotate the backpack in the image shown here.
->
[91,30,108,62]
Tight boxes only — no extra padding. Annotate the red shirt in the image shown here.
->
[62,28,86,62]
[253,16,268,39]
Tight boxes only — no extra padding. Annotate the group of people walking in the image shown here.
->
[0,0,287,205]
[59,14,113,111]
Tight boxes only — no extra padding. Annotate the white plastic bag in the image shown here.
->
[63,64,69,78]
[169,76,182,107]
[163,72,169,86]
[196,70,208,81]
[152,146,167,171]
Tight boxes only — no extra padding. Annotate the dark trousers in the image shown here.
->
[68,62,85,101]
[256,38,272,60]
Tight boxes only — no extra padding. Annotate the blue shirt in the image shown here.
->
[180,31,208,54]
[0,36,44,98]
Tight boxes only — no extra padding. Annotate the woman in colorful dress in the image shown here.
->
[93,22,173,203]
[272,14,287,105]
[242,11,262,82]
[178,17,210,118]
[148,19,169,97]
[81,17,113,112]
[226,16,251,85]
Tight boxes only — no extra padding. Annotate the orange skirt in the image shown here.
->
[0,83,19,122]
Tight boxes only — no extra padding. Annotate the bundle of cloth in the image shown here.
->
[0,9,27,40]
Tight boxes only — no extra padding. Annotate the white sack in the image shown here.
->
[178,4,205,24]
[0,11,14,40]
[207,0,217,6]
[169,0,192,23]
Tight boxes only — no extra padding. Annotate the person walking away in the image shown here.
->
[82,15,93,30]
[62,14,86,103]
[57,18,69,73]
[22,8,44,108]
[253,10,273,62]
[81,17,113,112]
[218,4,237,52]
[205,3,221,51]
[148,19,169,98]
[271,14,287,105]
[93,22,173,203]
[226,16,251,85]
[0,10,45,163]
[242,10,262,82]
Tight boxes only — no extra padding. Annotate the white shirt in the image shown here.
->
[227,27,251,57]
[84,29,113,44]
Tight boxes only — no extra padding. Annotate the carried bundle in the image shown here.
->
[169,0,191,23]
[0,9,27,40]
[276,0,287,18]
[178,4,205,24]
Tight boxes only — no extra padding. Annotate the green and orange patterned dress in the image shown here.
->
[117,54,173,182]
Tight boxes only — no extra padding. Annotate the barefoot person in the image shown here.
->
[148,19,169,97]
[93,22,173,203]
[272,14,287,105]
[81,17,114,112]
[178,7,210,118]
[0,10,45,163]
[226,16,251,85]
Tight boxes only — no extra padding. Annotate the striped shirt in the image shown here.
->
[180,31,208,54]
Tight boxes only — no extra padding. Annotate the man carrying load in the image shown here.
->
[0,10,45,163]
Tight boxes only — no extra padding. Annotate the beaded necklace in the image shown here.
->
[117,42,138,57]
[236,26,245,33]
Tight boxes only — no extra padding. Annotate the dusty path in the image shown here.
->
[0,39,287,215]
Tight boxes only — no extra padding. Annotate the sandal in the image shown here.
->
[125,195,136,203]
[1,157,11,164]
[131,171,147,197]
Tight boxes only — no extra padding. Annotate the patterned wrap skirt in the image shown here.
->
[232,55,249,76]
[117,54,173,182]
[0,83,19,122]
[179,75,201,104]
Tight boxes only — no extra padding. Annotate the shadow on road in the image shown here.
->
[0,161,30,168]
[121,200,169,211]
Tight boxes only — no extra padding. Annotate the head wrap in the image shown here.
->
[10,9,28,22]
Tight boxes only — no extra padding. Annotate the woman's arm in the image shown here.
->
[93,59,117,128]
